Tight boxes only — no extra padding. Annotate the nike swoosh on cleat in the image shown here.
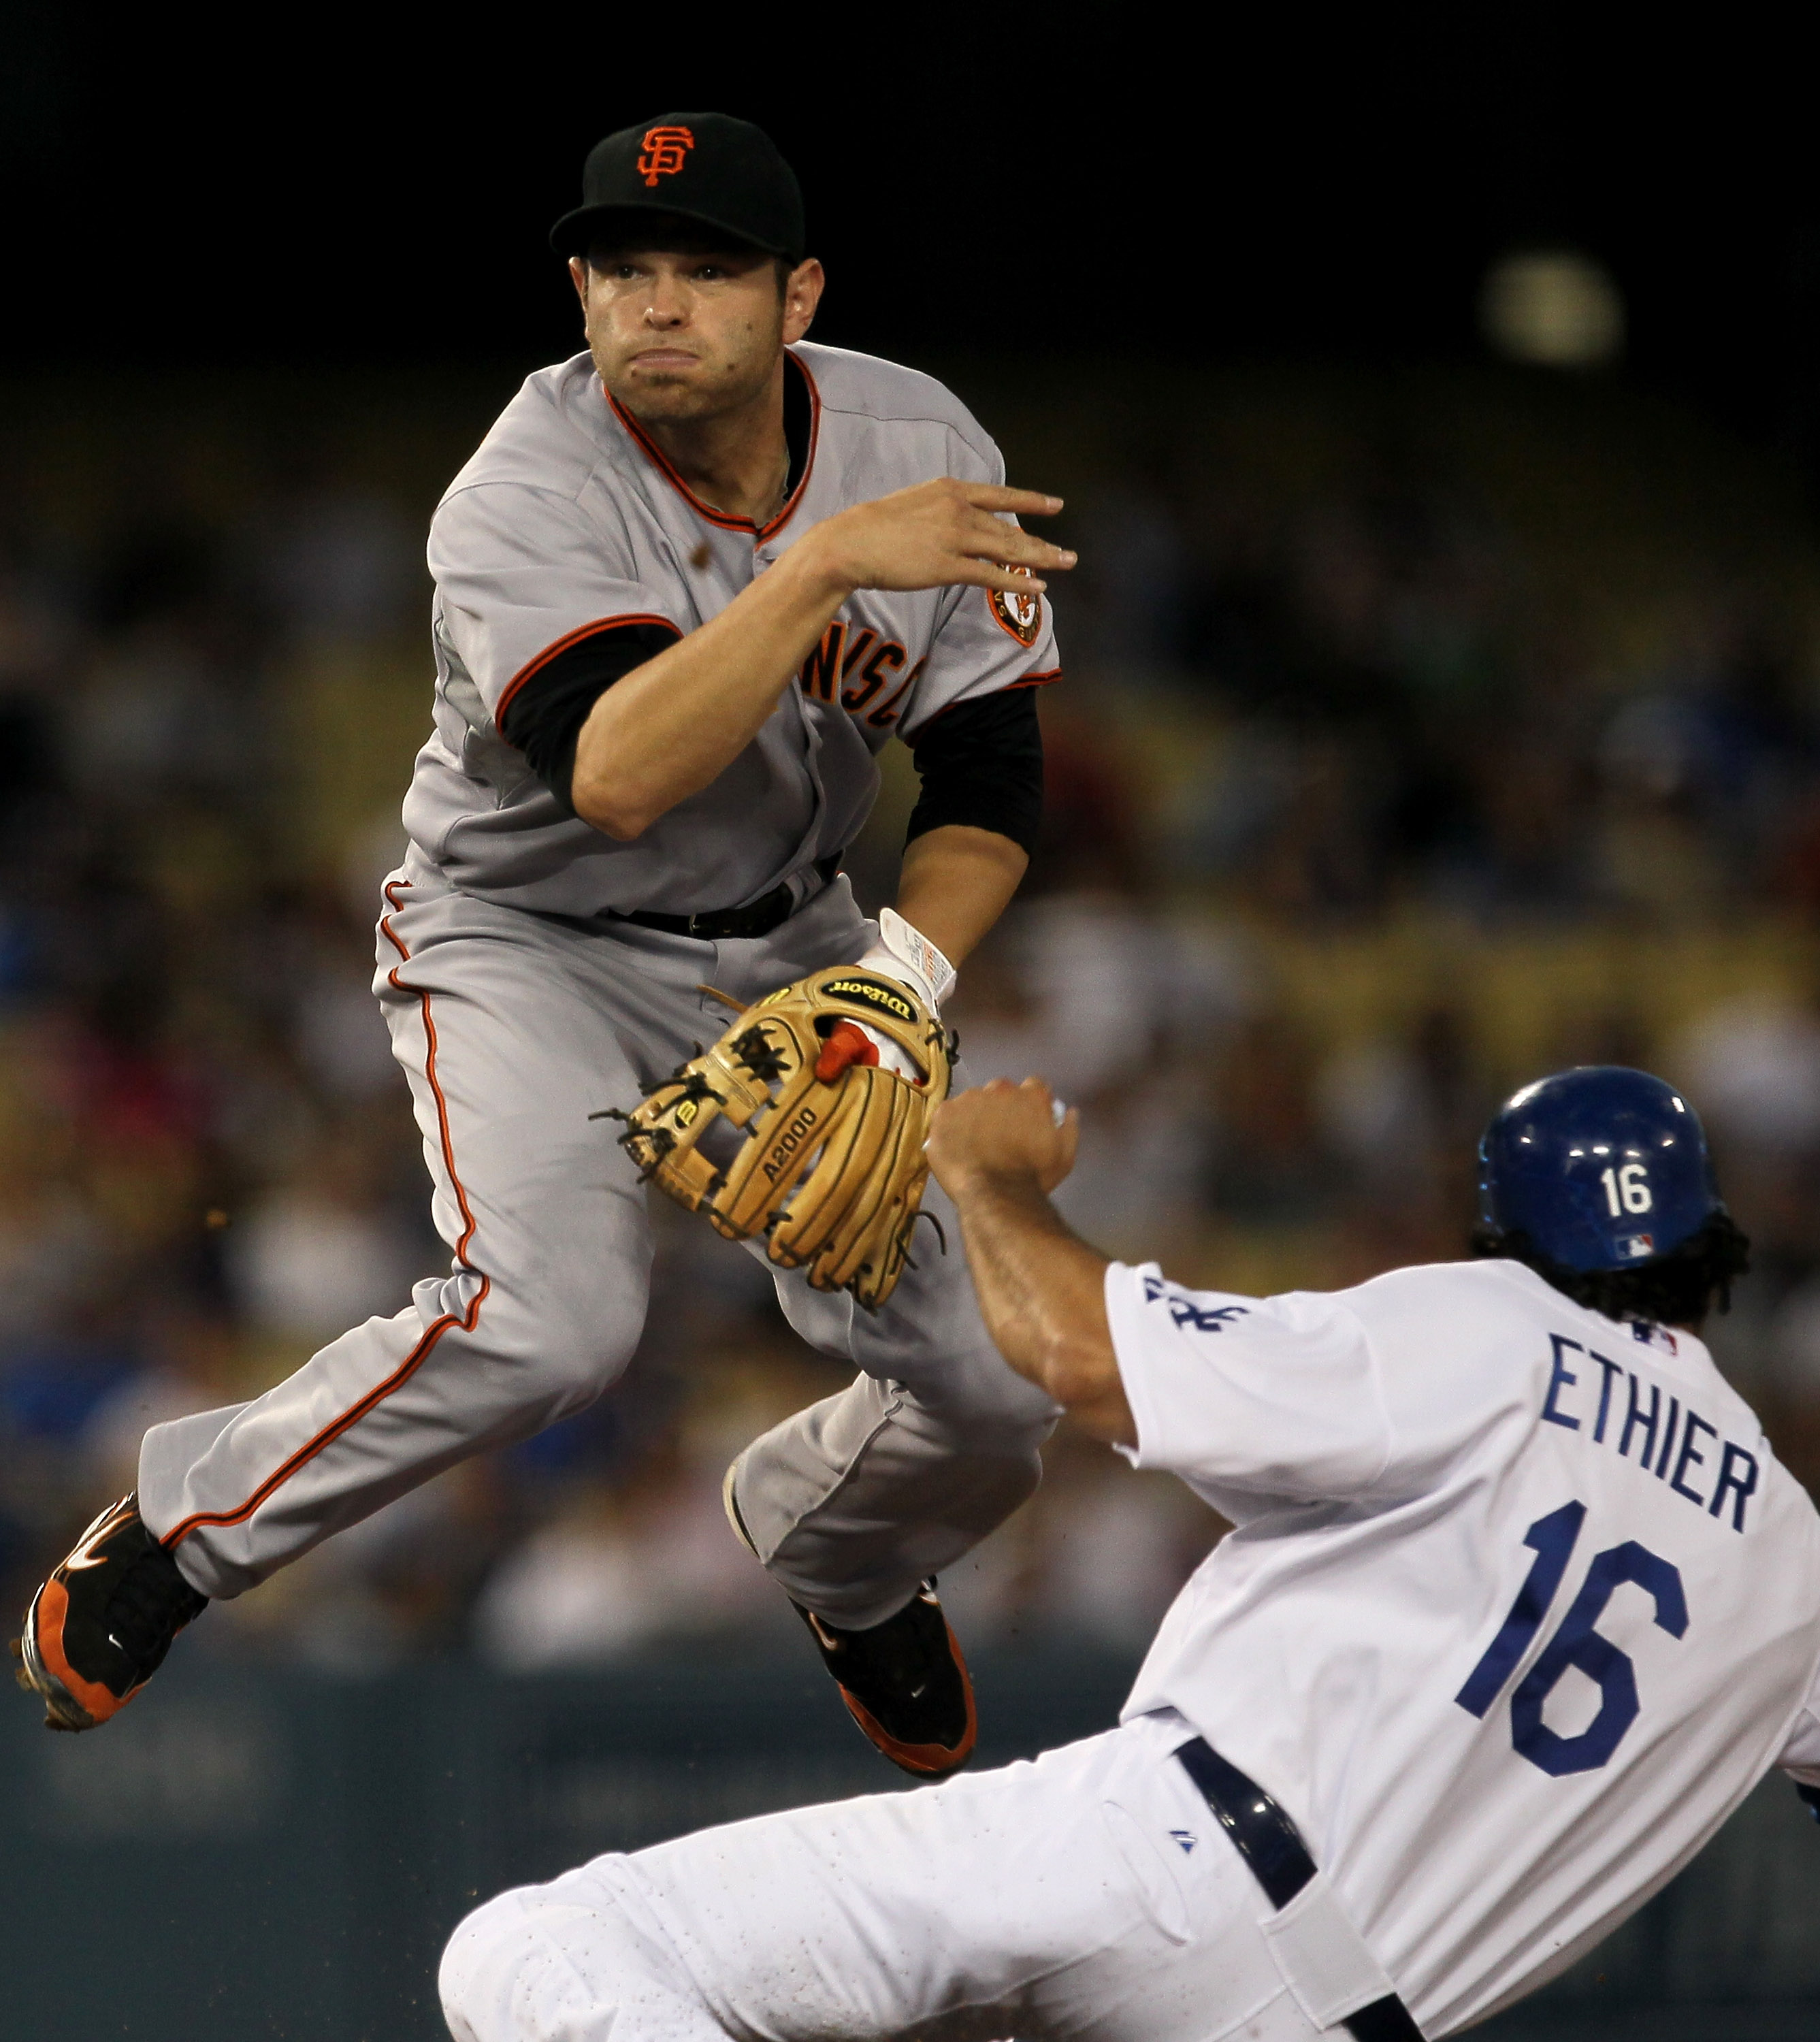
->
[64,1500,136,1572]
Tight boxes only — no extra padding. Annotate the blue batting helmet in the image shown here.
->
[1478,1067,1724,1273]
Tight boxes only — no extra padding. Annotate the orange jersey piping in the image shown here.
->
[903,669,1062,741]
[606,351,823,543]
[494,613,682,731]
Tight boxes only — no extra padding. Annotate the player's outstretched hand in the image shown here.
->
[927,1076,1079,1197]
[807,479,1075,599]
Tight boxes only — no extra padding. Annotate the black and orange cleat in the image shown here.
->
[721,1463,977,1778]
[12,1494,207,1732]
[793,1583,978,1780]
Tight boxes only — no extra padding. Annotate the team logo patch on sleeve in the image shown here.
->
[989,568,1043,647]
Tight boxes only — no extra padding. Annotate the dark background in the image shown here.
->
[2,19,1813,449]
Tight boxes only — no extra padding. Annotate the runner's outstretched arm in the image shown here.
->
[925,1079,1133,1445]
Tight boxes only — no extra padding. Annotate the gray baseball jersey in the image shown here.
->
[135,342,1063,1621]
[408,340,1061,917]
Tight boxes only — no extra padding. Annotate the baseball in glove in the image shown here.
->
[613,967,954,1310]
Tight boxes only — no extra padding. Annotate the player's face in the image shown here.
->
[573,246,824,425]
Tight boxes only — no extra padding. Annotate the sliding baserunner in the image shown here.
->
[441,1067,1820,2040]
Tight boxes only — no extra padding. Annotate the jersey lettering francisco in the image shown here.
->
[407,342,1060,918]
[1106,1254,1820,2037]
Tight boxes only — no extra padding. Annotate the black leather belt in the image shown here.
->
[608,854,842,943]
[1175,1738,1424,2041]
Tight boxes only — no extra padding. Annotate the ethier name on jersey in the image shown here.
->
[1112,1257,1820,2038]
[1538,1323,1759,1532]
[1139,1267,1759,1530]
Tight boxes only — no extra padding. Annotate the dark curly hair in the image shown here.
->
[1469,1212,1752,1329]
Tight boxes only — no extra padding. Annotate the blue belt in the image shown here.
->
[1175,1738,1424,2041]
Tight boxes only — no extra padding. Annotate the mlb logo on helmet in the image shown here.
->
[1619,1233,1655,1259]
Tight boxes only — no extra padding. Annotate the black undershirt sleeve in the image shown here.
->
[500,363,813,815]
[905,685,1045,854]
[498,620,681,811]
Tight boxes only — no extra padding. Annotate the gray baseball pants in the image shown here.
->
[137,859,1056,1623]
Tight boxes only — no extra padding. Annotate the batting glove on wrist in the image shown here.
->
[852,908,956,1079]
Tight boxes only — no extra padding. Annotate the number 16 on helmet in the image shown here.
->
[1477,1065,1726,1274]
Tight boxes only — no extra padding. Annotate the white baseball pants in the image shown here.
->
[439,1717,1336,2042]
[136,860,1056,1622]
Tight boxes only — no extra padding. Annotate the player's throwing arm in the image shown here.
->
[572,481,1073,839]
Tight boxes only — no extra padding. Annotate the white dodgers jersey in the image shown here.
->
[1107,1256,1820,2036]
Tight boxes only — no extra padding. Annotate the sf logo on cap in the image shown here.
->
[638,126,694,187]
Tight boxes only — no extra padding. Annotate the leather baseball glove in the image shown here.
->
[613,966,954,1310]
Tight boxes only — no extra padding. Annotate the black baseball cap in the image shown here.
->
[549,113,805,265]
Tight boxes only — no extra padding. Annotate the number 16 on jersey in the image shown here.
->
[1456,1500,1688,1777]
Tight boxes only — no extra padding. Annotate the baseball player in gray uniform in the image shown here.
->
[15,112,1074,1777]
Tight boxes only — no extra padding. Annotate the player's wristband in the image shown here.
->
[857,907,956,1012]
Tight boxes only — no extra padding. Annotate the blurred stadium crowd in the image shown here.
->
[8,361,1820,1671]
